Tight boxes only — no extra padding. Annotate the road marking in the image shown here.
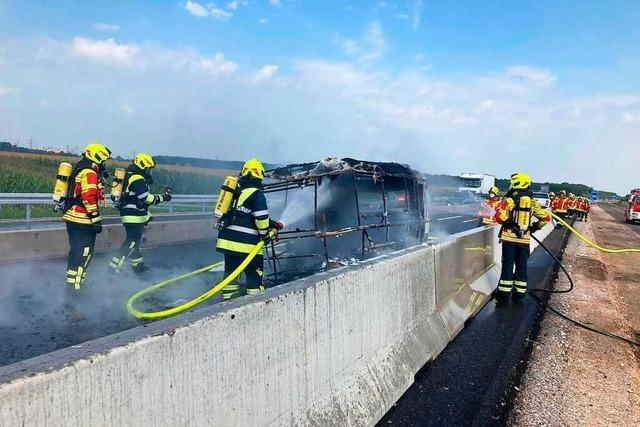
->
[436,215,463,221]
[462,219,477,223]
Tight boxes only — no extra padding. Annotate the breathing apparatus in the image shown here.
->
[110,167,126,208]
[215,175,239,227]
[52,162,73,211]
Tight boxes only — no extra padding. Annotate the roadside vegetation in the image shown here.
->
[0,151,227,220]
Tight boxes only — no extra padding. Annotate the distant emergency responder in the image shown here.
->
[216,159,283,300]
[552,190,569,228]
[576,197,589,222]
[567,193,577,219]
[62,142,112,289]
[549,192,556,203]
[108,153,172,274]
[494,172,551,301]
[478,186,501,226]
[584,198,591,222]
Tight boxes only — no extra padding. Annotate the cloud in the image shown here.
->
[622,112,640,124]
[412,0,423,31]
[258,18,268,24]
[335,21,387,63]
[121,104,135,116]
[181,1,233,20]
[199,53,237,75]
[268,0,282,7]
[394,13,410,20]
[2,34,639,193]
[92,22,121,32]
[182,0,210,17]
[72,37,139,66]
[0,86,17,96]
[253,64,279,82]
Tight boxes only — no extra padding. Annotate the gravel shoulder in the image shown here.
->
[509,204,640,426]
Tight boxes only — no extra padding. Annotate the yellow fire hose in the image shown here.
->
[127,239,267,320]
[551,211,640,254]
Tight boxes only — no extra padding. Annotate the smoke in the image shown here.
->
[0,241,223,367]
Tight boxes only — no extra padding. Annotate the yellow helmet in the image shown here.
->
[241,158,265,180]
[133,153,155,170]
[560,190,566,195]
[84,142,111,165]
[489,186,499,196]
[509,172,531,190]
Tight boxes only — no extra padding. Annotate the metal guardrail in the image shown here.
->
[0,193,218,228]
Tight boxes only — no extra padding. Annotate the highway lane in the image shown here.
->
[379,227,570,426]
[598,201,640,237]
[0,241,223,367]
[0,213,479,368]
[0,212,211,231]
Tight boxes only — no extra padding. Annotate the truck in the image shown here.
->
[458,173,496,195]
[625,188,640,223]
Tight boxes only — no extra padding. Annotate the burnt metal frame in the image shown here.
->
[262,166,427,286]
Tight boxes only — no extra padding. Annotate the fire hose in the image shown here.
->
[127,234,271,320]
[550,211,640,253]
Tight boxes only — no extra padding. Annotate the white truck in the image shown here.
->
[458,173,496,195]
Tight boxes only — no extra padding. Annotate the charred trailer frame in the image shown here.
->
[262,158,430,285]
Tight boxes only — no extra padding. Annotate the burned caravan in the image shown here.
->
[263,158,430,285]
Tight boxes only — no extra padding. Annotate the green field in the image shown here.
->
[0,151,227,220]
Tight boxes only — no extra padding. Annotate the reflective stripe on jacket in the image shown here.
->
[552,196,569,213]
[479,197,501,224]
[494,190,551,245]
[216,178,271,256]
[120,167,163,224]
[63,160,104,225]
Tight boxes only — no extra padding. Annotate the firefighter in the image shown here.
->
[494,172,551,301]
[567,193,577,219]
[478,186,501,226]
[62,142,112,290]
[216,158,283,300]
[584,198,591,222]
[552,190,569,228]
[108,153,172,274]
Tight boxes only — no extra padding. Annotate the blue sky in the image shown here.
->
[2,0,640,193]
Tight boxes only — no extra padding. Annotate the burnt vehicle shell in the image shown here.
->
[263,158,430,285]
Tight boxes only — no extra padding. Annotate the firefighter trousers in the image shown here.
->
[222,254,264,300]
[498,242,530,298]
[66,222,98,289]
[109,223,145,271]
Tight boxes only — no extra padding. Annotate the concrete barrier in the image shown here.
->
[433,226,500,338]
[0,224,558,426]
[0,245,450,426]
[0,219,217,263]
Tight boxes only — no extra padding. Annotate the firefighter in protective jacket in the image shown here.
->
[478,186,501,225]
[216,159,283,300]
[108,153,172,273]
[494,173,551,300]
[62,142,112,289]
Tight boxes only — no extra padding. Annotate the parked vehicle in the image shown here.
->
[625,189,640,223]
[533,191,551,209]
[458,173,496,195]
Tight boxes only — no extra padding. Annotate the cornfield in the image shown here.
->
[0,151,225,219]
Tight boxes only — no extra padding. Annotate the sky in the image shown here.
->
[1,1,640,193]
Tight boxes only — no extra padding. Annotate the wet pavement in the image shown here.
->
[0,214,478,369]
[378,227,569,426]
[0,241,223,367]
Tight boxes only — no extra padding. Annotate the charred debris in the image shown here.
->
[263,158,430,285]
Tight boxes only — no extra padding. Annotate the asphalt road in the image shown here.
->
[0,213,211,231]
[378,227,569,426]
[0,212,478,369]
[598,201,640,236]
[0,241,223,367]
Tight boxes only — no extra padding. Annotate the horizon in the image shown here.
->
[1,1,639,193]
